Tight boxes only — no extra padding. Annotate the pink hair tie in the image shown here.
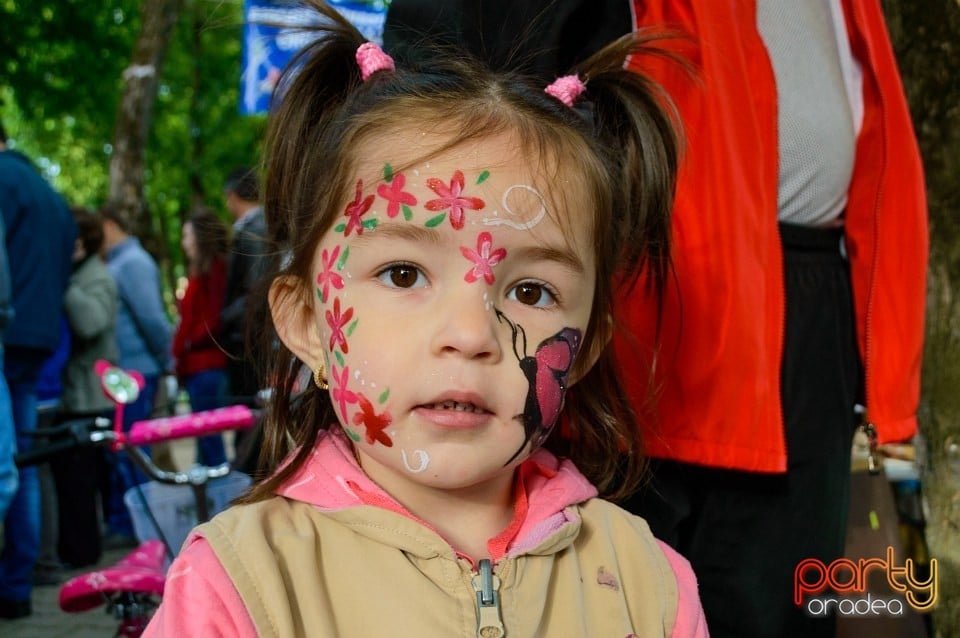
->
[356,42,395,82]
[544,74,586,107]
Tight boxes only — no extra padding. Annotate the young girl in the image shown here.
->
[144,2,706,635]
[172,210,231,466]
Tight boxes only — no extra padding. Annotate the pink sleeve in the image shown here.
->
[657,540,710,638]
[142,535,258,638]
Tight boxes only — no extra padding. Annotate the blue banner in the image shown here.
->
[240,1,389,115]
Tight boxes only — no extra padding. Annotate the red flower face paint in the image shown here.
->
[325,297,354,353]
[425,170,485,229]
[461,232,507,284]
[376,171,418,219]
[352,393,394,447]
[343,179,376,236]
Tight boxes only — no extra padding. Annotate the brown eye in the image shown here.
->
[509,281,557,307]
[514,283,543,305]
[377,263,426,289]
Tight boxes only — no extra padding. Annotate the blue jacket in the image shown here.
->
[105,236,172,376]
[0,149,76,352]
[0,218,12,339]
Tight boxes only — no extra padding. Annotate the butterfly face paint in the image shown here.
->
[496,310,581,463]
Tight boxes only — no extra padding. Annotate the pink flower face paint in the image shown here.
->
[316,245,345,303]
[461,231,507,284]
[424,169,486,229]
[331,364,359,423]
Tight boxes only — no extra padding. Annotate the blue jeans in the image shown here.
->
[185,369,228,467]
[0,347,47,601]
[104,374,158,539]
[0,349,18,520]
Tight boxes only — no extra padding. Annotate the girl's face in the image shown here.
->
[181,221,197,264]
[278,132,597,506]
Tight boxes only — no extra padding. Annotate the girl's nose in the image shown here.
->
[429,288,503,362]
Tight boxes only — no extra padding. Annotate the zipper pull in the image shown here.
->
[471,559,505,638]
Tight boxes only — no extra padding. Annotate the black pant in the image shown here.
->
[623,224,862,638]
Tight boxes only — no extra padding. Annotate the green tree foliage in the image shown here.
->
[1,0,265,271]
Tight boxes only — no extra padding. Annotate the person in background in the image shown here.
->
[220,167,269,472]
[0,217,16,522]
[31,319,70,587]
[173,209,230,466]
[221,167,268,406]
[613,3,927,636]
[100,202,172,548]
[0,119,76,619]
[54,206,119,568]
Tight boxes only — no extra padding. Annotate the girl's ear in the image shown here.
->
[269,275,325,367]
[569,312,612,385]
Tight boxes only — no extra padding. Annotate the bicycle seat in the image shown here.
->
[59,540,167,612]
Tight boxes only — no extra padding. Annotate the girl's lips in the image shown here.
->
[413,399,494,429]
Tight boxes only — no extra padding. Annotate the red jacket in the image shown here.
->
[615,0,928,472]
[173,257,229,378]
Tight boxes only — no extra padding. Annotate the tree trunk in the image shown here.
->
[882,1,960,634]
[108,0,183,236]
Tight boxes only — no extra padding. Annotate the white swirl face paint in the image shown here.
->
[401,448,430,473]
[481,184,547,230]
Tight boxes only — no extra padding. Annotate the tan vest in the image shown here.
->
[200,496,679,637]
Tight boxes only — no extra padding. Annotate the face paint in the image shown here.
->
[352,393,393,447]
[325,297,355,354]
[460,231,507,284]
[401,449,430,473]
[496,310,582,464]
[482,184,547,231]
[424,170,486,229]
[337,179,377,236]
[316,245,345,303]
[376,168,418,220]
[331,364,359,422]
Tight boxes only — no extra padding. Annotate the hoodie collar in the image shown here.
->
[276,429,598,561]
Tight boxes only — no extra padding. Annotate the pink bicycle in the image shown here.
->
[17,361,256,636]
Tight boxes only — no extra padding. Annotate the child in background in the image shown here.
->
[144,1,707,636]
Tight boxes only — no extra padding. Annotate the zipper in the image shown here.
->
[471,559,505,638]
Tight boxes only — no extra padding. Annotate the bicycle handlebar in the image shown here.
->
[14,416,114,468]
[127,405,256,447]
[14,405,258,471]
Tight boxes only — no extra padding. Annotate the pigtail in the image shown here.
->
[245,1,377,501]
[263,1,367,246]
[575,32,684,296]
[553,33,686,501]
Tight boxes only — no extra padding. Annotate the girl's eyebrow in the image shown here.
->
[510,245,585,275]
[352,222,443,245]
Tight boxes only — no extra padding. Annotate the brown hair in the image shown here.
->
[71,206,105,258]
[244,0,681,503]
[183,209,230,276]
